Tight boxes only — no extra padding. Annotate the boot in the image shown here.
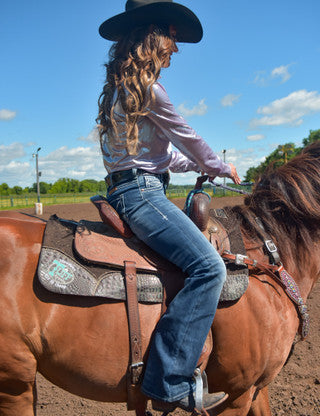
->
[152,390,228,413]
[152,369,228,413]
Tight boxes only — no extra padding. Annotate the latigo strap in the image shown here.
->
[124,261,144,385]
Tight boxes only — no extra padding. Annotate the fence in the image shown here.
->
[0,184,253,210]
[0,193,94,209]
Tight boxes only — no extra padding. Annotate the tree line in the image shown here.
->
[1,129,319,195]
[0,178,107,196]
[244,129,320,182]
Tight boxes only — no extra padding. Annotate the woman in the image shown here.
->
[97,1,241,412]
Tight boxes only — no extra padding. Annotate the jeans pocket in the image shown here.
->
[141,175,163,192]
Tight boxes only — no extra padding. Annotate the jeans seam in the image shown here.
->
[142,197,168,220]
[138,181,168,220]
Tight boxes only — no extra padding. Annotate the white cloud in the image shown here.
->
[253,70,268,87]
[223,147,265,180]
[170,147,263,184]
[253,64,292,86]
[247,134,265,142]
[177,99,208,117]
[271,65,292,83]
[38,145,105,184]
[0,142,26,165]
[0,160,33,187]
[77,127,100,143]
[0,109,17,121]
[250,90,320,128]
[170,171,199,185]
[0,142,106,187]
[221,94,241,107]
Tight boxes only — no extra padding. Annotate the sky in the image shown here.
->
[1,0,320,188]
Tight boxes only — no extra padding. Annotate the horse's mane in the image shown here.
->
[233,141,320,263]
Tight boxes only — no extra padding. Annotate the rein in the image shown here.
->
[209,180,252,195]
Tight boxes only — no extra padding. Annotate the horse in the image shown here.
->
[1,142,320,416]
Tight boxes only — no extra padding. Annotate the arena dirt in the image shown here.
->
[18,196,319,415]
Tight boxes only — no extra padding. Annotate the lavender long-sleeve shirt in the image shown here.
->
[101,82,231,178]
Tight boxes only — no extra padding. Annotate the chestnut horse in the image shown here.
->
[1,142,320,416]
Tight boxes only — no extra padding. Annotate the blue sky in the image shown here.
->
[1,0,320,187]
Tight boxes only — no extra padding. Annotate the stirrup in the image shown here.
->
[193,367,208,410]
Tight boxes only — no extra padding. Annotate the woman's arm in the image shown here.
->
[146,82,231,178]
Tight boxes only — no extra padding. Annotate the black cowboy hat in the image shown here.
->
[99,0,203,43]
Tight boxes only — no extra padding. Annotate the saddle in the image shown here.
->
[38,177,249,410]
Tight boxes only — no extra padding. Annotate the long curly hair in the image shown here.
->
[97,25,175,155]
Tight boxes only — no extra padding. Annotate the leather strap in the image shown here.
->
[254,217,281,264]
[124,261,144,385]
[221,251,280,273]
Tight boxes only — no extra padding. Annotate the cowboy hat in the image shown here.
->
[99,0,203,43]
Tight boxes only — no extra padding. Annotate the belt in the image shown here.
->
[105,169,170,188]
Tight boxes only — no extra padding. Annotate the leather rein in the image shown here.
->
[220,216,310,340]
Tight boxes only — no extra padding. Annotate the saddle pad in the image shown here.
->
[38,247,163,303]
[38,214,248,303]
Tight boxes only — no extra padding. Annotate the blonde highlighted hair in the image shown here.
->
[97,25,174,155]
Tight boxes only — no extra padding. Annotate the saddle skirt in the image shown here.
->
[38,208,249,304]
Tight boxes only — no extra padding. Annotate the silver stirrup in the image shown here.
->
[194,367,208,410]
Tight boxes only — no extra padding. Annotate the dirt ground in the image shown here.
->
[17,195,319,415]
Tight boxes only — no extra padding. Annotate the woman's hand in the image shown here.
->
[204,163,241,185]
[228,163,241,185]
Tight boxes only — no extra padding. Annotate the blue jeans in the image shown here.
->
[107,172,226,402]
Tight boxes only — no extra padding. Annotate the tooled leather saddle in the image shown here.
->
[37,176,248,409]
